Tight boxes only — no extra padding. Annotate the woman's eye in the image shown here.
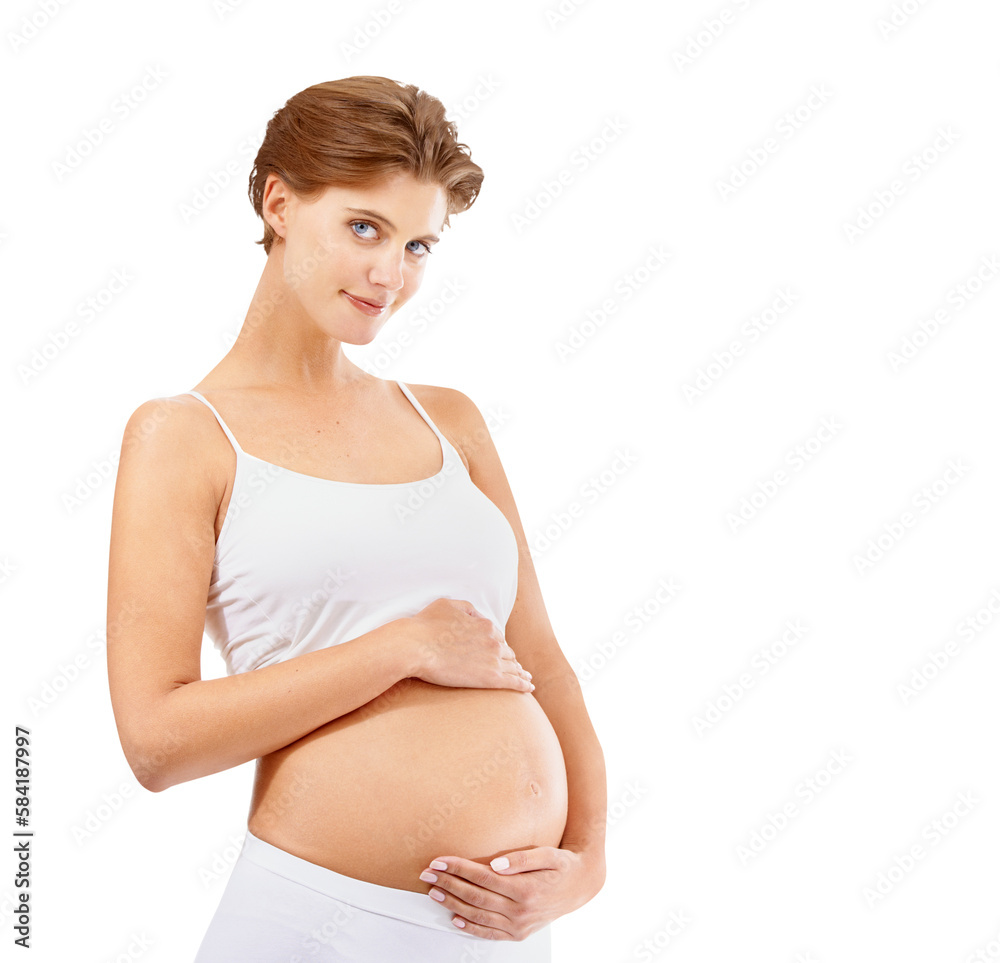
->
[351,222,430,256]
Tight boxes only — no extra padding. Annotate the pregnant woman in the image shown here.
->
[106,76,606,961]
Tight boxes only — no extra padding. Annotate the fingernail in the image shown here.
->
[429,859,448,870]
[453,918,466,928]
[491,856,509,871]
[429,888,446,901]
[419,871,437,883]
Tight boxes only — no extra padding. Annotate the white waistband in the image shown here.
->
[240,830,463,934]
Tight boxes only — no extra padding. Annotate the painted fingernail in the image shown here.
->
[491,856,510,871]
[429,888,446,901]
[429,859,448,870]
[419,871,437,883]
[453,918,466,928]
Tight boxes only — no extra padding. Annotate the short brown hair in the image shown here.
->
[248,76,484,255]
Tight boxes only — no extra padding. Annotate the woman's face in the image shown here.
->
[269,170,449,344]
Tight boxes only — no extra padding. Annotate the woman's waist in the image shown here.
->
[235,829,554,949]
[247,679,569,892]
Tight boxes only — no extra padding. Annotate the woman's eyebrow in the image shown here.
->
[343,207,440,244]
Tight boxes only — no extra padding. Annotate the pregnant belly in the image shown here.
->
[246,678,569,893]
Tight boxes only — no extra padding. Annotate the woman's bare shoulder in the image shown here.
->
[399,380,495,468]
[116,392,233,480]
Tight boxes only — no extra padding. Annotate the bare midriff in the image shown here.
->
[246,676,569,893]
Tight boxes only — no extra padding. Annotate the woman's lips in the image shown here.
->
[342,291,389,316]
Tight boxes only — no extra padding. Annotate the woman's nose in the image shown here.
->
[369,249,406,291]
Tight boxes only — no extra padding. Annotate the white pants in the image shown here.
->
[194,830,552,962]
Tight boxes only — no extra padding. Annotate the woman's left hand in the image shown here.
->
[418,845,605,941]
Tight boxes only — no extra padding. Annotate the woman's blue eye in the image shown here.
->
[350,221,431,256]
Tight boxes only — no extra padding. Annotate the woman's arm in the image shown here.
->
[400,385,607,939]
[106,397,419,793]
[529,660,607,878]
[439,385,608,875]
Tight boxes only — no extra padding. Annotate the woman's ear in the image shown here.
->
[262,173,291,244]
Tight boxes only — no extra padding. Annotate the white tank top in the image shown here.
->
[185,382,519,676]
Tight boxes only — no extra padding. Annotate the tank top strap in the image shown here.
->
[186,390,246,454]
[395,381,447,445]
[395,380,462,474]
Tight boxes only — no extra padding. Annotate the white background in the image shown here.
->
[3,0,1000,960]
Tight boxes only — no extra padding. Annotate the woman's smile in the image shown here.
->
[342,290,390,316]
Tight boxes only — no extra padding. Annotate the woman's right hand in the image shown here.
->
[405,598,535,692]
